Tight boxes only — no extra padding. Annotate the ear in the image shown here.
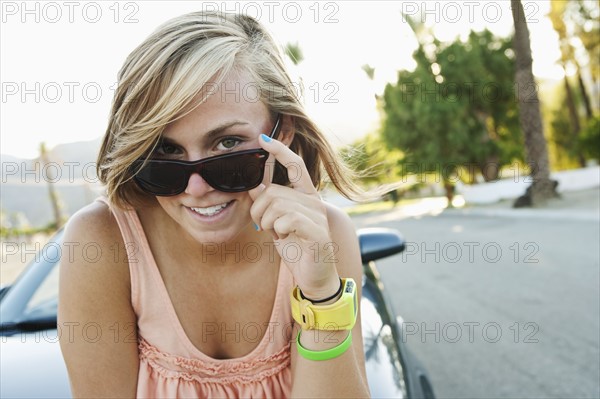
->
[278,114,295,147]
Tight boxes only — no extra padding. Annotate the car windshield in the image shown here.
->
[22,262,60,320]
[0,231,62,326]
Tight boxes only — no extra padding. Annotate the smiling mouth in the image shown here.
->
[189,201,233,217]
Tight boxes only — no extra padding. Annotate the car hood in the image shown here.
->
[0,330,72,398]
[0,293,406,399]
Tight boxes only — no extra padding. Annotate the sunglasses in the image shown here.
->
[132,114,282,196]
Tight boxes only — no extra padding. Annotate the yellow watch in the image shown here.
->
[290,278,358,330]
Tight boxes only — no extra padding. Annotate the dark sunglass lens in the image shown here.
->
[203,152,267,192]
[135,161,188,195]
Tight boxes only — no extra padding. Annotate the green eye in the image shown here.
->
[155,141,181,156]
[161,144,178,153]
[217,138,240,150]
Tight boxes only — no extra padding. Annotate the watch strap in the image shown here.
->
[290,278,357,330]
[299,278,343,303]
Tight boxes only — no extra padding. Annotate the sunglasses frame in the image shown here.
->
[132,114,282,196]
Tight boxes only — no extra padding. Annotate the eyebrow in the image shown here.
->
[162,120,250,146]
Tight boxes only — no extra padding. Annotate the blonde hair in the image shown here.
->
[97,11,371,208]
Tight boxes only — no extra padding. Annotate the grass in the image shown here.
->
[344,197,430,216]
[344,201,394,215]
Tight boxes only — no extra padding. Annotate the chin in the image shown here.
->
[189,221,252,245]
[180,200,254,242]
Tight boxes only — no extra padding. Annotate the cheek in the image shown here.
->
[155,197,179,216]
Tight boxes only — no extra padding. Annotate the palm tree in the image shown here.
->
[511,0,559,207]
[284,42,304,66]
[361,64,375,81]
[549,1,587,167]
[38,142,64,229]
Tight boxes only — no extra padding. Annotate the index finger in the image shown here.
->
[259,133,317,194]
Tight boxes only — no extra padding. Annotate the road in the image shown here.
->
[351,189,600,398]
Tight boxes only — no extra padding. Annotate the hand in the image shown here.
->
[248,134,340,300]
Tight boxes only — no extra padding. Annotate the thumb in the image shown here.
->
[248,183,266,202]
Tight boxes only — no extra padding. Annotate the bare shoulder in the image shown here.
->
[59,198,132,293]
[59,201,139,396]
[59,199,132,314]
[59,202,131,315]
[324,202,361,277]
[63,200,122,246]
[324,201,358,245]
[324,201,355,231]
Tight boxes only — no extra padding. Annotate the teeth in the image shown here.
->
[191,201,230,216]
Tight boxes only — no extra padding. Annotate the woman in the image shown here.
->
[58,11,371,398]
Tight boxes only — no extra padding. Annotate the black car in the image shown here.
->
[0,227,435,398]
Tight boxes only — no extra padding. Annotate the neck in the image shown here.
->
[194,229,279,268]
[142,204,279,269]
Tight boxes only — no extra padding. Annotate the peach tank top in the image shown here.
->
[97,197,294,398]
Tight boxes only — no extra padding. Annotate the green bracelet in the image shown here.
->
[296,330,353,361]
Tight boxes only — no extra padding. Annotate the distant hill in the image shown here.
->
[1,183,105,227]
[1,137,102,183]
[0,154,23,164]
[1,138,104,227]
[49,137,104,166]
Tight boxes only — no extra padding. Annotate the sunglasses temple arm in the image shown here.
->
[270,114,282,140]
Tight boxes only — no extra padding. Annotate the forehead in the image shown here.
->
[163,71,269,139]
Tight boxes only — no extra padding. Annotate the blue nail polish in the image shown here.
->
[253,223,260,231]
[260,134,272,142]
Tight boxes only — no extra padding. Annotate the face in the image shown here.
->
[152,72,289,244]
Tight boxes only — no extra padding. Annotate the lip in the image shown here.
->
[185,200,235,223]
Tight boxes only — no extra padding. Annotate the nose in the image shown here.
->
[184,172,214,197]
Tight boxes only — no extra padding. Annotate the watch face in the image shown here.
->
[345,280,355,293]
[353,287,358,317]
[344,279,358,318]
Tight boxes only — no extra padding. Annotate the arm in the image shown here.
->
[58,201,139,398]
[289,204,370,398]
[248,133,370,398]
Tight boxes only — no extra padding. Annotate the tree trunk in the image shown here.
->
[443,181,455,208]
[480,155,500,182]
[39,143,63,229]
[577,71,594,120]
[563,73,586,167]
[511,0,559,207]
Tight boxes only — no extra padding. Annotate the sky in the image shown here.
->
[1,1,565,159]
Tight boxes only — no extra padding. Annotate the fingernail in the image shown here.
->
[260,134,272,142]
[253,223,260,231]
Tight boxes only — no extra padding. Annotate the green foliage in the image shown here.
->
[575,1,600,83]
[548,0,597,165]
[579,115,600,161]
[549,107,578,169]
[362,64,375,81]
[554,0,600,83]
[547,79,585,168]
[0,222,58,240]
[284,42,304,65]
[340,133,403,186]
[381,30,523,183]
